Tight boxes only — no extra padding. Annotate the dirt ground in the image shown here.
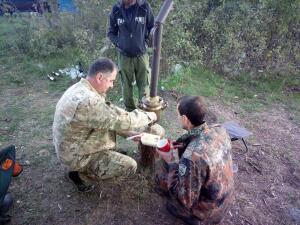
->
[1,82,300,225]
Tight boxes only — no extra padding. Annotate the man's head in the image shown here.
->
[122,0,137,8]
[177,96,207,130]
[86,58,118,94]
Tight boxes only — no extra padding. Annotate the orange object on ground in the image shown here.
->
[12,162,23,177]
[1,159,22,176]
[1,159,13,170]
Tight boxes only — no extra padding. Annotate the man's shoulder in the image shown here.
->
[201,123,228,139]
[111,2,121,14]
[188,125,230,152]
[201,126,231,158]
[59,82,81,101]
[65,81,89,96]
[60,81,100,105]
[138,0,151,10]
[210,125,229,139]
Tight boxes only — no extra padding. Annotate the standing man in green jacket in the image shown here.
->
[108,0,154,111]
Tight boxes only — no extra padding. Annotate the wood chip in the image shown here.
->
[246,159,262,174]
[252,143,261,146]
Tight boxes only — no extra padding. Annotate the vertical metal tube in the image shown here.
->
[156,0,173,23]
[149,0,173,98]
[150,24,163,98]
[139,0,173,169]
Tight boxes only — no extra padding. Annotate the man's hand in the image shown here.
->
[147,27,156,48]
[150,27,156,37]
[130,134,142,142]
[172,141,184,150]
[146,112,157,124]
[125,132,143,142]
[156,148,179,163]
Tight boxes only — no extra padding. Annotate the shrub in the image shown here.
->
[5,0,300,77]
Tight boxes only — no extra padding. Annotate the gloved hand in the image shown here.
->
[156,148,179,163]
[146,112,157,124]
[12,162,22,177]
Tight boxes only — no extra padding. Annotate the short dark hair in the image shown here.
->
[178,96,207,126]
[88,57,117,77]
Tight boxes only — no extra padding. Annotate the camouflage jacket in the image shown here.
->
[159,123,234,223]
[53,78,155,167]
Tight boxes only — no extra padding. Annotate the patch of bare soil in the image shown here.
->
[1,88,300,225]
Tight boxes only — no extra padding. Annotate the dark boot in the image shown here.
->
[0,214,11,224]
[0,193,13,215]
[0,193,13,224]
[67,171,94,193]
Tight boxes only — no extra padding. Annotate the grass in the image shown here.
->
[0,17,27,53]
[0,18,78,145]
[2,15,298,115]
[0,15,299,147]
[0,14,299,225]
[160,66,300,115]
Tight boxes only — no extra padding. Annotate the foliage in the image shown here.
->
[29,14,76,57]
[72,0,115,68]
[151,0,203,72]
[0,14,76,58]
[1,0,115,69]
[182,0,300,76]
[151,0,300,76]
[161,64,300,113]
[1,0,299,77]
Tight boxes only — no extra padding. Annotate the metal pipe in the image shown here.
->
[150,24,163,97]
[156,0,173,24]
[150,0,173,98]
[139,0,173,169]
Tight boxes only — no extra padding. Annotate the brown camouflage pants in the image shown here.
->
[155,159,203,225]
[75,150,137,183]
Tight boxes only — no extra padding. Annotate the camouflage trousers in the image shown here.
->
[69,124,164,183]
[154,159,202,225]
[74,150,137,183]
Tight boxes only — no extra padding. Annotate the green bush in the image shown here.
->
[183,0,300,76]
[2,0,299,77]
[72,0,115,68]
[153,0,299,76]
[28,14,76,57]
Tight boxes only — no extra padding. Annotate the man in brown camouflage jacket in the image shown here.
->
[155,96,234,225]
[53,58,163,192]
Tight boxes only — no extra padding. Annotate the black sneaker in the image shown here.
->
[67,171,95,193]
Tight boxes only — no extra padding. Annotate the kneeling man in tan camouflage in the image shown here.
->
[53,57,163,192]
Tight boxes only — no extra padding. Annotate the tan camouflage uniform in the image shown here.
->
[155,123,234,224]
[53,78,162,181]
